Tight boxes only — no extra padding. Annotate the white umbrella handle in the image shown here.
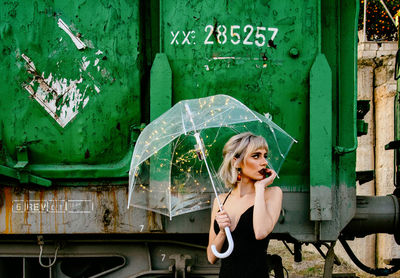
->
[211,227,234,258]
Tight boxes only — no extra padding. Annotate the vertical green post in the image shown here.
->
[150,53,172,121]
[150,53,172,217]
[310,53,333,221]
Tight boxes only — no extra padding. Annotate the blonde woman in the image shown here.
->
[207,132,283,277]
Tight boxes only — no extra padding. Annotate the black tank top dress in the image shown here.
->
[213,191,270,278]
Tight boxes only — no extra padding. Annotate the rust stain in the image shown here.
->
[111,189,119,233]
[39,190,44,234]
[0,188,4,216]
[96,191,108,233]
[4,187,12,234]
[24,191,30,234]
[23,191,29,224]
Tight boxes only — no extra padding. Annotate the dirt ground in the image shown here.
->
[267,240,400,278]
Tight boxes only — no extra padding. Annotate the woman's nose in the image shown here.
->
[261,158,268,166]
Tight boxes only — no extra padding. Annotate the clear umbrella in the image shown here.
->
[128,94,296,258]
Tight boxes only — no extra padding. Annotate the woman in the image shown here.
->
[207,132,283,277]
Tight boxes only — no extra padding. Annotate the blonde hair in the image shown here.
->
[218,132,269,188]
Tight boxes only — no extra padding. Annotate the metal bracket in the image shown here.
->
[14,146,28,169]
[356,170,375,185]
[169,254,192,278]
[0,146,51,186]
[357,100,370,136]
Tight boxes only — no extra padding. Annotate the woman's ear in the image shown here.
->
[232,157,242,169]
[231,157,237,168]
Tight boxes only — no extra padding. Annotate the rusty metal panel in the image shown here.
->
[0,186,163,234]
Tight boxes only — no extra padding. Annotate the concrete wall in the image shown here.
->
[334,41,400,271]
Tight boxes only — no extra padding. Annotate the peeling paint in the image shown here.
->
[22,54,91,128]
[212,56,236,60]
[57,18,87,50]
[80,56,91,71]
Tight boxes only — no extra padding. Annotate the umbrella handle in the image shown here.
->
[211,227,234,258]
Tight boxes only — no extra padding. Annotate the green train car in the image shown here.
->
[0,0,399,277]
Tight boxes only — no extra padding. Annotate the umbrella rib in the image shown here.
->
[181,103,188,135]
[193,107,235,129]
[136,132,184,166]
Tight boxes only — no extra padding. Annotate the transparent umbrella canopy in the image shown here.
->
[127,94,296,219]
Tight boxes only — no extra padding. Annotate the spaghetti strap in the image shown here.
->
[222,190,232,205]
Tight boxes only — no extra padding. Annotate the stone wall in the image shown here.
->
[334,41,400,271]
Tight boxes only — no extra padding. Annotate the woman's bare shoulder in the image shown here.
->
[265,186,283,198]
[213,193,228,205]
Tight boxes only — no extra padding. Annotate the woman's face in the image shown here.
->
[240,148,268,180]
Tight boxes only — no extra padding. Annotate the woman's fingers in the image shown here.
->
[268,169,277,181]
[263,169,277,185]
[254,169,278,189]
[216,211,231,229]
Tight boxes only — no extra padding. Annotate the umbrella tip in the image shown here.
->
[264,113,272,121]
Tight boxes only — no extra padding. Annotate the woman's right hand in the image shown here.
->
[215,209,231,233]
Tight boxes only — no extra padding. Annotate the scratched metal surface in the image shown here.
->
[0,1,141,178]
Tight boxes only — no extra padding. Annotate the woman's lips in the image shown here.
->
[258,168,270,178]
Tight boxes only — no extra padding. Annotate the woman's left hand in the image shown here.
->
[254,168,277,191]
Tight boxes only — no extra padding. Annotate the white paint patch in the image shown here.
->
[80,56,90,71]
[95,50,103,55]
[22,54,91,128]
[21,54,36,71]
[212,56,236,60]
[58,18,87,50]
[94,58,100,66]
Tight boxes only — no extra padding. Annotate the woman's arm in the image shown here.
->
[207,196,230,264]
[253,170,283,240]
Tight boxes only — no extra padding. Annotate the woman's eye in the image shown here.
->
[252,154,259,158]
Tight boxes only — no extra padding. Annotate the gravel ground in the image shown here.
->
[267,240,400,278]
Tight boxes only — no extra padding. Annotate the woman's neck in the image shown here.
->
[234,177,255,197]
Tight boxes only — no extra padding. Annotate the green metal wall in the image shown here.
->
[158,0,319,191]
[0,1,142,183]
[0,0,358,241]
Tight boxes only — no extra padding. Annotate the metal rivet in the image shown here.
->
[289,48,300,58]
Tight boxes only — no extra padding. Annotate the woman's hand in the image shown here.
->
[215,209,231,233]
[254,168,277,192]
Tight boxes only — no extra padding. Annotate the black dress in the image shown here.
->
[213,192,270,278]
